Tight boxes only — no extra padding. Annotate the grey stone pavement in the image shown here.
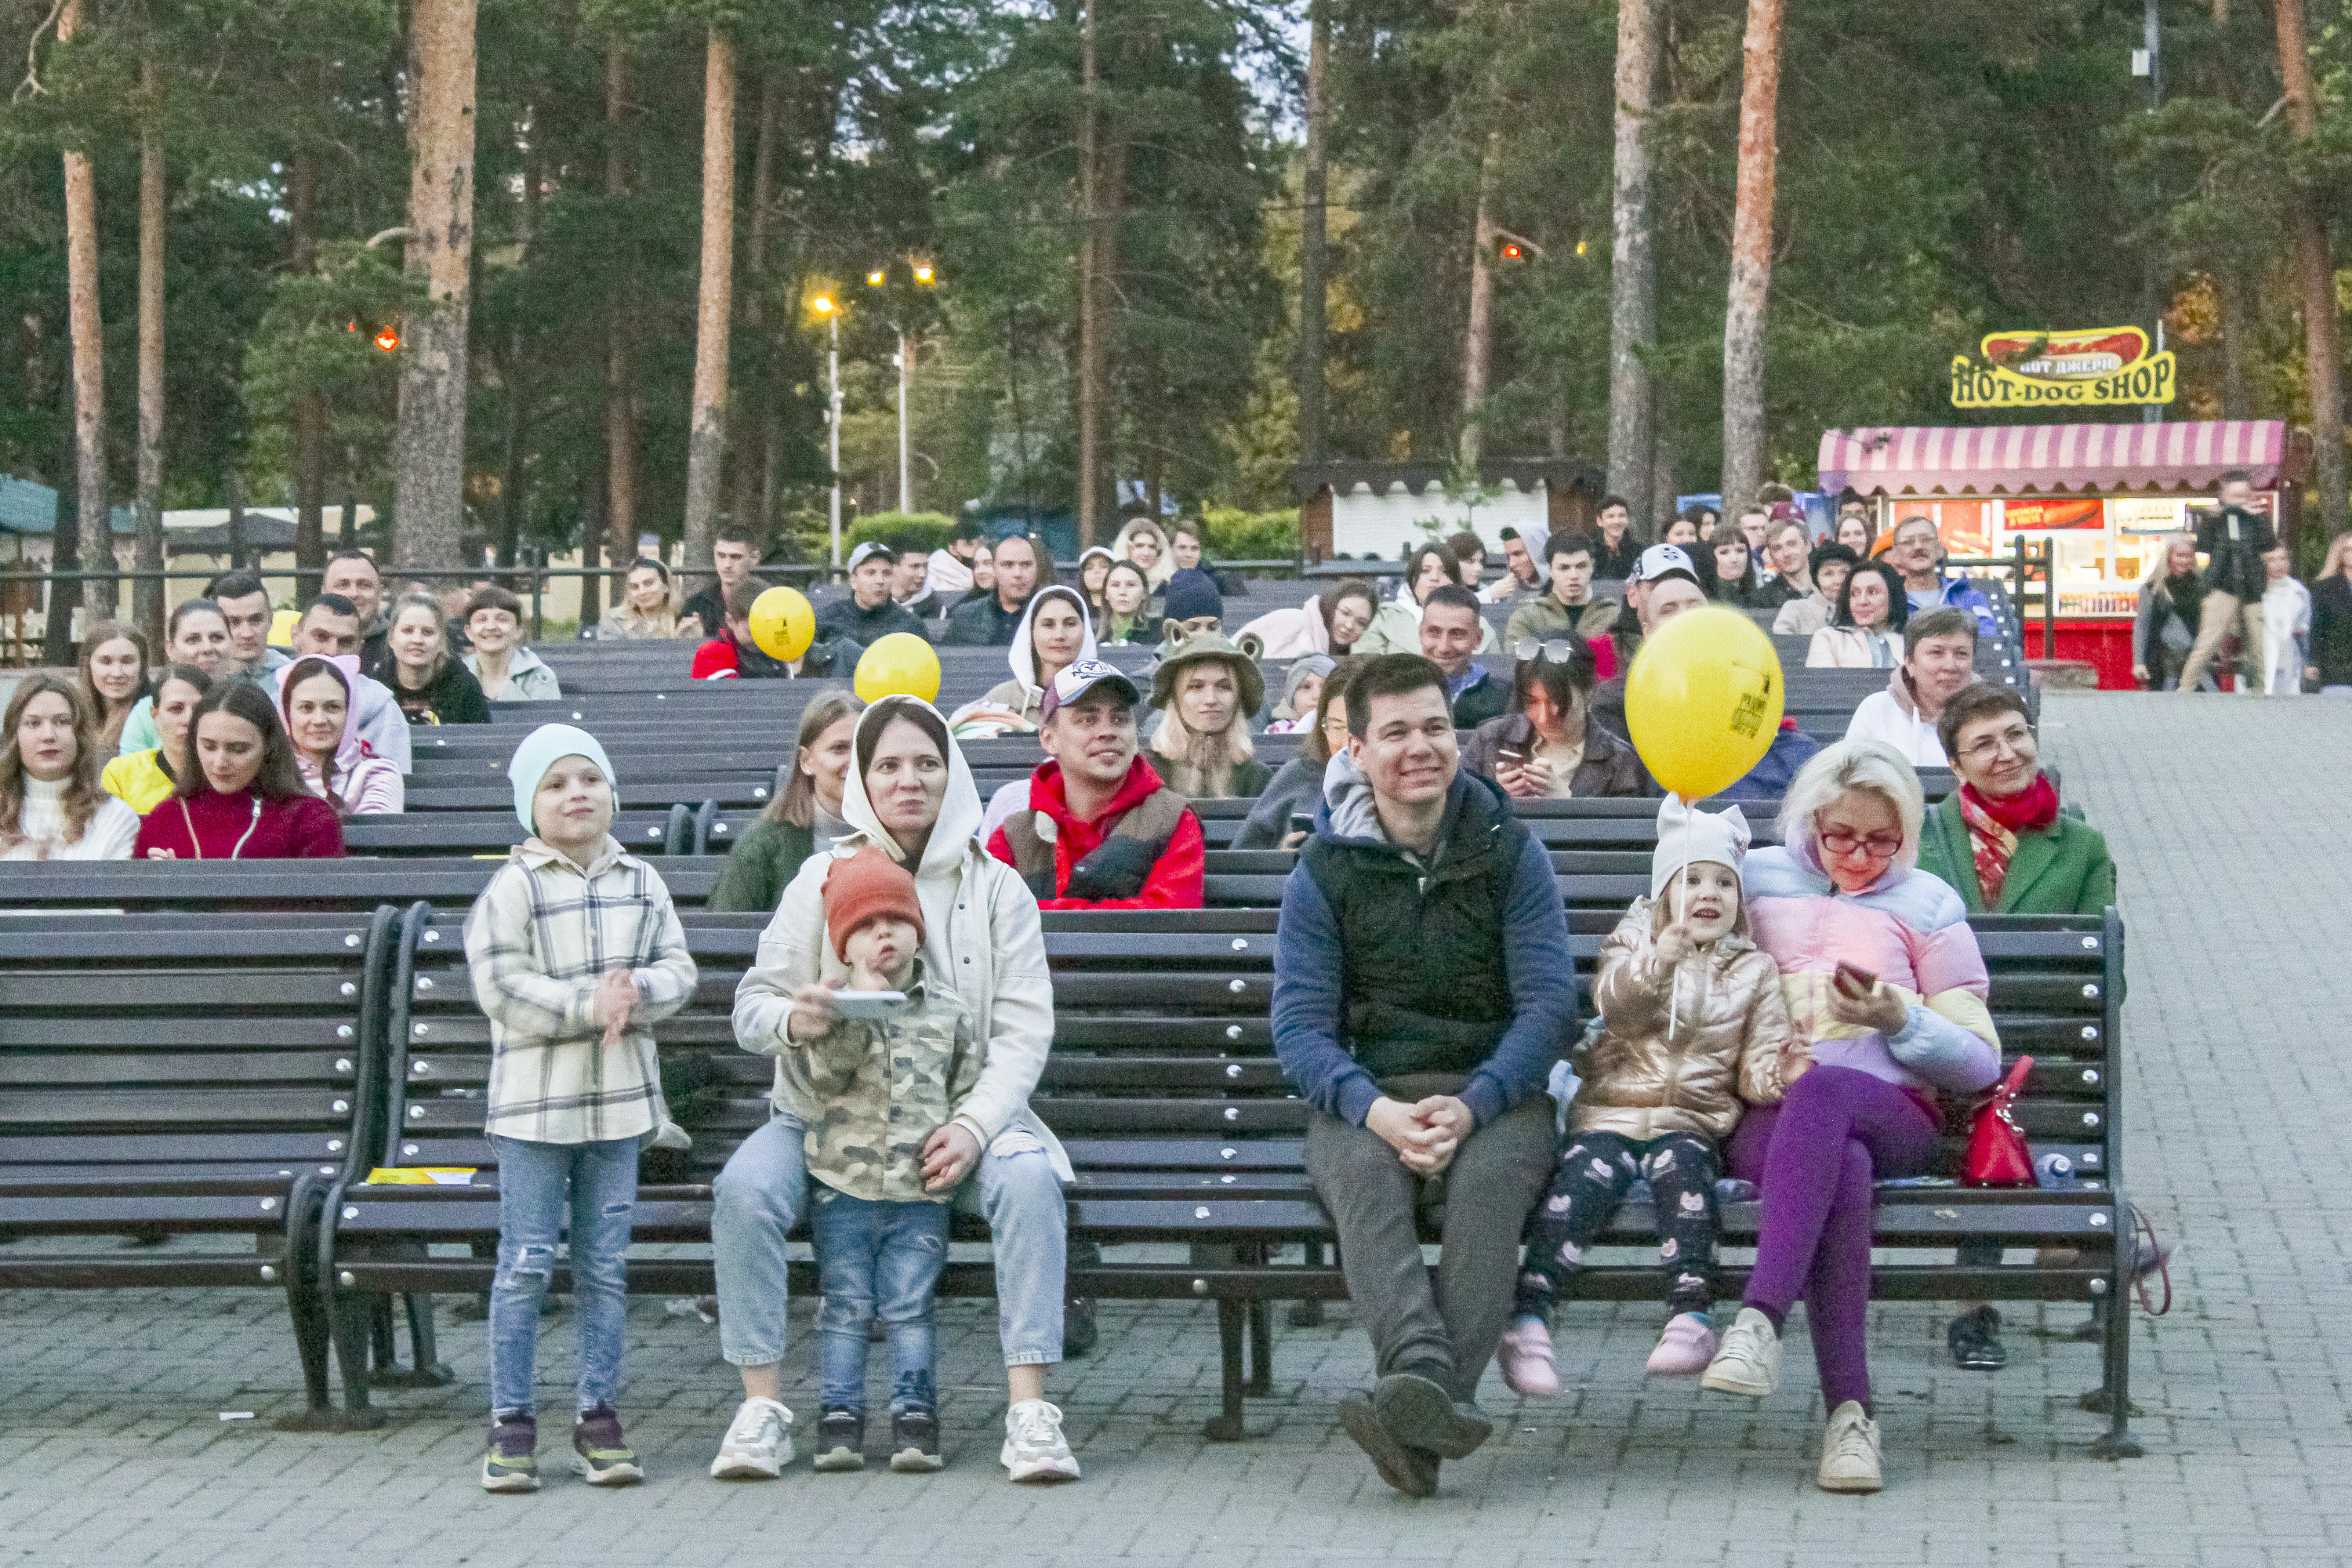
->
[3,691,2347,1565]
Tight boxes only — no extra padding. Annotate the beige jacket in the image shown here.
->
[1571,895,1798,1141]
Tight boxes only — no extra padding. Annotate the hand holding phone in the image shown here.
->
[1832,960,1878,999]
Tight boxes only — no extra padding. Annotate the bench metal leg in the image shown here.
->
[387,1294,455,1388]
[1287,1243,1327,1327]
[1243,1246,1273,1396]
[2086,1212,2143,1459]
[1203,1299,1249,1442]
[325,1289,383,1423]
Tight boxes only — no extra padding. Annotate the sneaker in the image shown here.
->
[481,1414,539,1494]
[890,1406,945,1472]
[1947,1305,2007,1370]
[1646,1312,1719,1376]
[1337,1390,1439,1498]
[1000,1399,1081,1483]
[811,1407,866,1472]
[709,1396,793,1479]
[1372,1369,1493,1460]
[571,1405,644,1486]
[1496,1316,1559,1396]
[1817,1399,1883,1493]
[1700,1306,1781,1398]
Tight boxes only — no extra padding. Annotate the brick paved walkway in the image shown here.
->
[3,691,2346,1565]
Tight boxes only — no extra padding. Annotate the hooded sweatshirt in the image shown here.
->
[281,655,404,815]
[1238,592,1336,660]
[116,665,416,776]
[986,755,1204,909]
[980,586,1101,724]
[131,786,346,860]
[1842,673,1950,767]
[733,696,1069,1180]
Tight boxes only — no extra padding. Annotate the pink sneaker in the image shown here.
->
[1497,1316,1559,1396]
[1646,1312,1719,1375]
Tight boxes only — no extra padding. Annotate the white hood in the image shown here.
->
[838,694,986,883]
[1004,585,1099,695]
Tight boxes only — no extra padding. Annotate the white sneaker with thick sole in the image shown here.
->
[1817,1399,1883,1493]
[710,1396,794,1479]
[1700,1306,1781,1397]
[1000,1399,1081,1483]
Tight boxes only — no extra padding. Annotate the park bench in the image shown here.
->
[0,908,401,1429]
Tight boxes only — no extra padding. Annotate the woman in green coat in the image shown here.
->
[1916,680,2117,1376]
[707,691,864,913]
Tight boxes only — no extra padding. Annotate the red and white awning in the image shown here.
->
[1818,420,2304,497]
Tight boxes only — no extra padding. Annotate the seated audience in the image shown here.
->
[941,534,1043,648]
[601,557,683,640]
[1420,584,1508,728]
[1265,654,1334,733]
[114,598,233,756]
[710,692,866,913]
[1240,578,1377,659]
[818,542,932,648]
[103,663,211,815]
[279,655,404,815]
[1773,543,1857,638]
[1807,559,1907,669]
[463,587,562,700]
[1458,637,1649,799]
[76,620,151,755]
[1098,561,1153,645]
[980,586,1098,726]
[1237,655,1362,849]
[1842,607,1978,766]
[1149,629,1272,800]
[2,676,139,860]
[372,592,492,724]
[694,578,855,679]
[132,681,346,858]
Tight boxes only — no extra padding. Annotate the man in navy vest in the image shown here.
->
[1272,653,1576,1497]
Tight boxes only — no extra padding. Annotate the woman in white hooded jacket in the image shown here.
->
[717,696,1081,1484]
[979,586,1099,726]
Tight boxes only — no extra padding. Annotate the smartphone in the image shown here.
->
[1287,813,1314,837]
[1494,746,1526,767]
[1832,961,1878,996]
[832,989,909,1020]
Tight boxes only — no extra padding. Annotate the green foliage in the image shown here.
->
[1197,506,1298,561]
[844,510,956,553]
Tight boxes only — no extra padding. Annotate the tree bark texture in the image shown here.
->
[728,69,780,542]
[1297,0,1329,477]
[392,0,480,572]
[1606,0,1661,536]
[2275,0,2346,542]
[1076,0,1107,546]
[2216,265,2252,421]
[135,49,169,641]
[1720,0,1784,521]
[1458,132,1500,470]
[42,361,79,666]
[498,147,536,568]
[60,0,111,622]
[289,145,328,596]
[683,27,736,575]
[603,37,635,603]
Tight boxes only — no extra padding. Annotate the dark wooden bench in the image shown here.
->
[0,909,400,1429]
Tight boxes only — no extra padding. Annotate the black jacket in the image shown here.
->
[941,592,1030,647]
[815,593,931,648]
[2313,575,2352,687]
[1592,536,1642,581]
[2194,505,2276,602]
[385,658,492,725]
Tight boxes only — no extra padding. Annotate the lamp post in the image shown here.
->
[867,259,938,517]
[811,290,843,568]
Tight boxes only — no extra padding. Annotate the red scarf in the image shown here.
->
[1956,774,2059,906]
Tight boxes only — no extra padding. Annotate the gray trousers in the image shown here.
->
[1304,1071,1559,1403]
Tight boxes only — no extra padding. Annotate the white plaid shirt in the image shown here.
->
[465,837,698,1145]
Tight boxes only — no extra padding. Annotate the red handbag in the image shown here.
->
[1961,1054,2034,1186]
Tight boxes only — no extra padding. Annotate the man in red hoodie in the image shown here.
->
[986,660,1205,909]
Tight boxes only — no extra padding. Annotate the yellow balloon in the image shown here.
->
[854,632,942,703]
[747,586,815,662]
[1624,605,1784,799]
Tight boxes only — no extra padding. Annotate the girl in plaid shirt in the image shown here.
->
[466,724,696,1493]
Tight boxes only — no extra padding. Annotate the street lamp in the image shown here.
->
[808,289,843,568]
[869,259,940,516]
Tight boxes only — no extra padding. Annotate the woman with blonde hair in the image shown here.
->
[76,620,151,754]
[600,557,682,640]
[1,676,140,860]
[1112,517,1176,592]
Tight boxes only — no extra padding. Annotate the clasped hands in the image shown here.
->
[1365,1094,1474,1174]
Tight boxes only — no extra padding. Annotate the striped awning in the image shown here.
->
[1817,420,2304,497]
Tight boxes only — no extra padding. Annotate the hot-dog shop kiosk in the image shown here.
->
[1816,419,2308,688]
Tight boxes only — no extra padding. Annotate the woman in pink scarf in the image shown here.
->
[280,655,405,815]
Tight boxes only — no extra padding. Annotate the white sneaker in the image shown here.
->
[1000,1399,1081,1483]
[1817,1399,1883,1493]
[1700,1306,1780,1398]
[710,1396,793,1479]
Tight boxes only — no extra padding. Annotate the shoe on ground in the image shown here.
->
[1001,1399,1081,1483]
[1371,1370,1493,1460]
[1496,1316,1559,1396]
[890,1406,945,1472]
[1646,1312,1719,1376]
[1817,1399,1883,1493]
[1337,1390,1439,1499]
[1947,1305,2008,1370]
[811,1407,866,1472]
[709,1396,793,1479]
[571,1405,643,1486]
[481,1414,540,1494]
[1700,1306,1780,1398]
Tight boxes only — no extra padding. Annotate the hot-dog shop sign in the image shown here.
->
[1949,326,2176,408]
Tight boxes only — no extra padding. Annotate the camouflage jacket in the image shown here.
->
[797,960,978,1203]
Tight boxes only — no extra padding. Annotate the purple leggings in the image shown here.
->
[1725,1065,1940,1412]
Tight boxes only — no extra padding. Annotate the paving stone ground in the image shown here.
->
[3,691,2347,1566]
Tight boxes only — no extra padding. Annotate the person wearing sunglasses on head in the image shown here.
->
[1458,637,1650,800]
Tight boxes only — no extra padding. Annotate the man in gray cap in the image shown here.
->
[816,540,932,647]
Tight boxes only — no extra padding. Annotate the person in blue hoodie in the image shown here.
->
[1271,652,1577,1498]
[1886,515,1998,638]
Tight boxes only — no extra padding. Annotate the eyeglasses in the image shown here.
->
[1956,724,2033,764]
[1512,637,1578,663]
[1818,824,1904,859]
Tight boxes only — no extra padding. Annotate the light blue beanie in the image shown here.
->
[507,724,617,833]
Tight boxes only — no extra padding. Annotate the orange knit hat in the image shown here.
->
[823,845,926,962]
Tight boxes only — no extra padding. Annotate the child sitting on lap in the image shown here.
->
[1497,797,1799,1395]
[793,846,980,1474]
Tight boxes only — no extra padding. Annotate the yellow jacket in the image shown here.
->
[101,749,176,815]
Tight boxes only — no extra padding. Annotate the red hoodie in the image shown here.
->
[986,757,1204,909]
[132,787,346,860]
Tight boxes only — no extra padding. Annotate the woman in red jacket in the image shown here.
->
[132,681,345,859]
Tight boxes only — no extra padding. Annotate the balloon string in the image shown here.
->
[1666,790,1690,1042]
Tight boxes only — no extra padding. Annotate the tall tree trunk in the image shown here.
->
[1719,0,1783,519]
[135,48,168,643]
[2216,264,2252,420]
[2276,0,2346,543]
[289,144,328,598]
[1607,0,1661,537]
[498,146,537,569]
[1458,132,1500,470]
[391,0,480,571]
[1297,0,1329,477]
[729,69,779,539]
[601,39,636,602]
[60,0,111,624]
[1076,0,1107,546]
[42,360,80,666]
[683,27,736,575]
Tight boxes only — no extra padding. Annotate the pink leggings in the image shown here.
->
[1725,1065,1940,1412]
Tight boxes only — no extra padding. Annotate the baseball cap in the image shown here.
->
[1632,543,1700,586]
[1040,658,1142,724]
[847,540,893,572]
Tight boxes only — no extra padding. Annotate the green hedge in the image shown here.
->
[844,511,958,554]
[1197,506,1298,561]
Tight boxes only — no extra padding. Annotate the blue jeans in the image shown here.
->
[711,1109,1065,1370]
[811,1187,949,1414]
[487,1134,639,1420]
